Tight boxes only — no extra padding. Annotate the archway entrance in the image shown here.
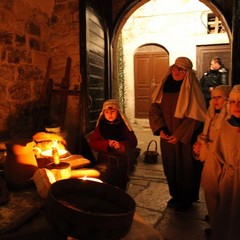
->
[134,45,169,118]
[112,0,231,123]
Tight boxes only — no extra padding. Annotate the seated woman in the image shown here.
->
[89,99,138,190]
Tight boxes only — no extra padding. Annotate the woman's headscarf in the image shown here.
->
[229,84,240,100]
[202,85,232,136]
[96,99,133,131]
[227,84,240,118]
[152,57,207,122]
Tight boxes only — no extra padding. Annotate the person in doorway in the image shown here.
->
[200,56,228,108]
[149,57,207,213]
[89,99,138,191]
[192,85,232,237]
[205,84,240,240]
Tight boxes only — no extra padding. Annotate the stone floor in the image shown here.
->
[127,120,210,240]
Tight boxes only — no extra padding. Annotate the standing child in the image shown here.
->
[89,99,138,190]
[193,85,232,236]
[209,84,240,240]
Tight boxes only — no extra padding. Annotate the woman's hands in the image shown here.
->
[160,130,178,144]
[193,142,202,156]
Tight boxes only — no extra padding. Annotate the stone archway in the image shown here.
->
[111,0,231,123]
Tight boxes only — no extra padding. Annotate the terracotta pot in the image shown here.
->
[3,138,38,189]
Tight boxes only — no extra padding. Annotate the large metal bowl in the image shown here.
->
[46,178,136,240]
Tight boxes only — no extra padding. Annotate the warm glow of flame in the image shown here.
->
[52,140,58,148]
[41,149,68,157]
[80,176,103,183]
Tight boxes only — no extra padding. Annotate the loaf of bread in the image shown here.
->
[33,168,56,199]
[62,155,91,169]
[71,169,100,179]
[32,132,67,146]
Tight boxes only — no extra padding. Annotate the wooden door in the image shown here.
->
[86,7,106,131]
[78,0,109,159]
[134,50,169,118]
[80,0,108,134]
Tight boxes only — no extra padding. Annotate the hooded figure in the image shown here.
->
[194,84,232,158]
[210,84,240,240]
[149,57,207,213]
[193,84,232,236]
[152,56,206,122]
[89,99,138,190]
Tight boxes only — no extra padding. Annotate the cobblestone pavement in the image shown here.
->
[127,121,210,240]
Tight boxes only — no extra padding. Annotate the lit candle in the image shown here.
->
[52,140,60,165]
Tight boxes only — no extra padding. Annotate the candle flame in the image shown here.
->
[52,140,58,148]
[52,141,60,165]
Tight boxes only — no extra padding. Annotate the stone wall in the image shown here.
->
[0,0,50,138]
[48,0,81,91]
[0,0,81,147]
[47,0,81,153]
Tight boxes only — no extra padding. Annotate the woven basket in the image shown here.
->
[143,140,159,164]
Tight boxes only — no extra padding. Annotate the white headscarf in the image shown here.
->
[229,84,240,100]
[96,99,133,131]
[152,57,207,122]
[202,85,232,136]
[227,84,240,117]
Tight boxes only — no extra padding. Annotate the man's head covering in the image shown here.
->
[96,99,132,131]
[175,56,193,69]
[229,84,240,100]
[152,57,207,122]
[202,85,232,136]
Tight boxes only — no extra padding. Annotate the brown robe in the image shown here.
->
[199,112,225,227]
[149,92,203,204]
[209,121,240,240]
